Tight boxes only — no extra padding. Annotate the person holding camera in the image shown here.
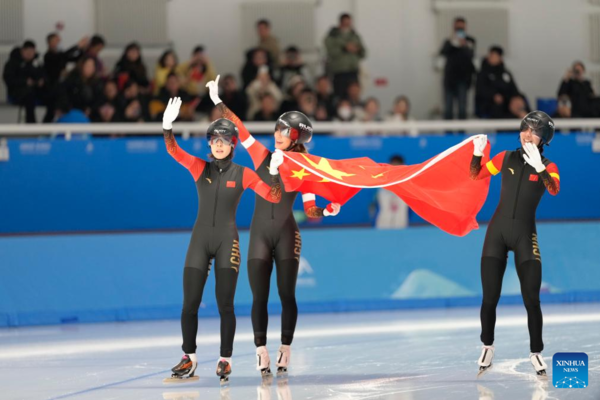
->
[558,61,595,118]
[439,17,476,120]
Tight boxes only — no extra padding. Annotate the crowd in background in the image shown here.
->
[2,13,598,129]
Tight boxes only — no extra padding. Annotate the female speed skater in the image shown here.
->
[206,75,342,377]
[162,97,283,384]
[469,111,560,377]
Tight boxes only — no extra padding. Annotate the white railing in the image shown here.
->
[0,119,599,140]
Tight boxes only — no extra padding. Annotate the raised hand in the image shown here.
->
[473,134,487,157]
[205,75,221,105]
[523,142,545,173]
[163,97,182,130]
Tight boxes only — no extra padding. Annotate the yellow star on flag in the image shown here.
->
[300,154,355,180]
[291,168,311,180]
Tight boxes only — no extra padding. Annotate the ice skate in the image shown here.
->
[477,345,494,377]
[216,357,232,385]
[163,354,199,384]
[256,346,272,376]
[530,353,548,379]
[276,345,291,376]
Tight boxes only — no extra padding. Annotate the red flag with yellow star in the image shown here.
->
[278,135,491,236]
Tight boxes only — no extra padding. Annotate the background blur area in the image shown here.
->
[1,0,600,328]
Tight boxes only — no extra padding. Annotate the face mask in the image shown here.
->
[338,106,352,119]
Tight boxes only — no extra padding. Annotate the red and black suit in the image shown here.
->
[470,148,560,352]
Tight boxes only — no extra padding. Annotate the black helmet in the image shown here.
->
[275,111,313,144]
[519,111,555,146]
[207,118,239,147]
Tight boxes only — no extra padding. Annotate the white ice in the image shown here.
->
[0,304,598,400]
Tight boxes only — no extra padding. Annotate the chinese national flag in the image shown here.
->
[278,135,491,236]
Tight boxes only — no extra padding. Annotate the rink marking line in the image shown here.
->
[45,350,255,400]
[2,313,600,360]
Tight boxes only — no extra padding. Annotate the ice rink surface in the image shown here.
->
[0,304,598,400]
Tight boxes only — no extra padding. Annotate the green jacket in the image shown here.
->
[324,27,366,74]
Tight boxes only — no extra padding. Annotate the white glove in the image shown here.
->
[269,149,284,175]
[473,134,487,157]
[162,97,182,130]
[205,74,221,105]
[323,203,341,217]
[523,142,545,173]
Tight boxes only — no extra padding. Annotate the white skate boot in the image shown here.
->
[530,352,548,378]
[276,345,291,375]
[477,345,495,377]
[256,346,272,376]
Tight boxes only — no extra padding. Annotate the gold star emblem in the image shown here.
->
[291,168,311,180]
[300,154,355,180]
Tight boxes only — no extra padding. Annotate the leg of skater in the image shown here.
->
[249,255,274,375]
[478,256,507,375]
[214,240,240,384]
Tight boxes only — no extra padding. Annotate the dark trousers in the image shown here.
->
[444,83,469,120]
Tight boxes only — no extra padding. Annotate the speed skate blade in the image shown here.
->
[477,364,493,378]
[163,375,200,384]
[162,391,200,399]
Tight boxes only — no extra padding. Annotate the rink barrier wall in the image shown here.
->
[0,132,598,234]
[1,222,598,327]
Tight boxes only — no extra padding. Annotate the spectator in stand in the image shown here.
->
[207,106,222,123]
[57,56,102,117]
[324,13,366,98]
[117,80,151,123]
[252,92,279,121]
[361,97,382,122]
[553,95,572,119]
[315,103,331,121]
[334,98,356,122]
[278,45,311,90]
[2,40,45,123]
[315,75,336,117]
[113,42,150,91]
[558,61,595,117]
[278,75,305,114]
[176,45,216,98]
[91,79,119,122]
[346,81,364,118]
[153,72,198,121]
[256,19,280,69]
[43,33,88,122]
[246,65,282,119]
[439,17,476,120]
[386,95,415,136]
[55,97,91,125]
[475,45,519,119]
[85,35,106,78]
[504,93,530,119]
[153,50,178,96]
[297,89,317,119]
[220,74,248,119]
[386,96,413,122]
[241,47,273,89]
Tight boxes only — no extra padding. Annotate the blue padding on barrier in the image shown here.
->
[1,222,599,327]
[1,133,598,234]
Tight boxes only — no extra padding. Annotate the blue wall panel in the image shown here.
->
[1,222,599,327]
[1,133,598,234]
